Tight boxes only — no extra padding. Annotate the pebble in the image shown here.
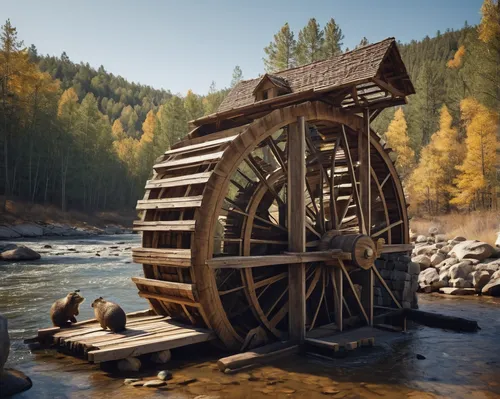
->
[124,378,141,385]
[158,370,173,381]
[322,387,340,395]
[43,244,52,249]
[130,381,145,387]
[178,377,198,385]
[143,379,166,388]
[416,354,426,360]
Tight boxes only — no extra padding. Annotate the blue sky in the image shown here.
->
[2,0,483,96]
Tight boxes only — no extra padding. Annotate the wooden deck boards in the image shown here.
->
[32,310,215,363]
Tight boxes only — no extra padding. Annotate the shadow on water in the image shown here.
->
[2,236,500,398]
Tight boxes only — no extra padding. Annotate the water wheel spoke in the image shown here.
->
[308,269,326,331]
[253,271,288,290]
[371,220,403,238]
[265,287,289,318]
[245,155,284,207]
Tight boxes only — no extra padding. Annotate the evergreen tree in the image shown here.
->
[263,23,296,72]
[356,37,369,49]
[322,18,344,57]
[184,89,204,121]
[296,18,324,65]
[230,66,243,87]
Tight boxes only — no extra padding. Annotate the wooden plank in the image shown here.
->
[331,268,343,332]
[287,117,306,343]
[164,135,237,155]
[138,291,201,307]
[133,220,196,232]
[173,123,250,149]
[207,250,346,269]
[305,338,339,352]
[136,196,203,210]
[145,172,212,190]
[132,277,196,300]
[88,330,215,363]
[217,342,299,371]
[154,151,224,171]
[132,248,191,267]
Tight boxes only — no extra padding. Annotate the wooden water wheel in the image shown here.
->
[132,39,415,351]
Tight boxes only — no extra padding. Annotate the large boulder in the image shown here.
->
[413,244,435,256]
[418,268,439,288]
[438,245,453,255]
[435,257,459,272]
[482,270,500,296]
[430,253,445,267]
[449,277,470,288]
[471,270,490,292]
[449,262,474,280]
[10,223,44,237]
[0,314,32,397]
[439,287,476,295]
[412,255,431,270]
[0,227,21,239]
[0,246,40,261]
[449,240,494,261]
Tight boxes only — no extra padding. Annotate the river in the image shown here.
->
[1,235,499,398]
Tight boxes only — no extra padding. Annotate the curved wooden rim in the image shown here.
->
[192,101,408,350]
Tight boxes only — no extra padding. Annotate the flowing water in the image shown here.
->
[1,235,500,398]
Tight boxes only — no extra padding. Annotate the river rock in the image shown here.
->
[452,236,467,242]
[438,270,450,283]
[471,270,490,292]
[449,240,494,261]
[413,244,435,256]
[10,223,44,237]
[438,245,453,255]
[449,262,473,280]
[449,277,467,288]
[435,234,447,243]
[439,287,476,295]
[158,370,173,381]
[117,357,141,372]
[0,226,21,239]
[151,349,171,364]
[416,235,427,243]
[143,379,166,388]
[481,270,500,296]
[0,246,40,261]
[0,315,32,397]
[124,378,142,384]
[412,255,431,270]
[430,253,445,267]
[435,257,458,272]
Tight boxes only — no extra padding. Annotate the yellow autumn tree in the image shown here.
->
[447,45,465,69]
[479,0,500,43]
[408,105,463,213]
[113,136,140,179]
[138,110,157,182]
[384,108,415,182]
[451,98,498,209]
[111,119,126,141]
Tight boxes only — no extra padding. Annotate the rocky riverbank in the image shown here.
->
[411,228,500,296]
[0,222,132,240]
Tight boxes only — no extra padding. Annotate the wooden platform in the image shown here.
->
[31,310,215,363]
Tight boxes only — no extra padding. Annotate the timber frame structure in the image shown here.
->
[132,38,416,351]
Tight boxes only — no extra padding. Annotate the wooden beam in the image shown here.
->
[207,250,347,269]
[288,117,306,343]
[330,269,343,331]
[372,77,405,98]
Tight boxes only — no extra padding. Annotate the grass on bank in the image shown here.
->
[410,211,500,245]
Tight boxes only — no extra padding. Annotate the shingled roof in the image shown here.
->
[216,37,413,115]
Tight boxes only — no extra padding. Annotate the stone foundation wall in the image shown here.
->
[374,252,419,309]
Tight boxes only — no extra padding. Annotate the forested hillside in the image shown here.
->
[0,20,230,212]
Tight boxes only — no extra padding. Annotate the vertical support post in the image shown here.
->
[359,108,371,235]
[288,117,306,343]
[331,268,343,331]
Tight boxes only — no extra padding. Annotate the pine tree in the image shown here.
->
[184,89,204,121]
[230,66,243,87]
[451,98,498,209]
[384,108,415,182]
[322,18,344,58]
[263,23,296,72]
[296,18,324,65]
[356,37,369,49]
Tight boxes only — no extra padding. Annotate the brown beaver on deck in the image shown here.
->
[91,297,126,332]
[50,290,85,327]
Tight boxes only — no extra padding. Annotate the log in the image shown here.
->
[404,309,479,332]
[217,342,299,371]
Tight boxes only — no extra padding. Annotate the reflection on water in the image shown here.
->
[1,236,499,398]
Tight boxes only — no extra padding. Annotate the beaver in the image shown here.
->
[91,297,126,332]
[50,290,85,327]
